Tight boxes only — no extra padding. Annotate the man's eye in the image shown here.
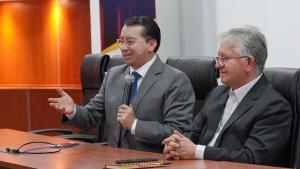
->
[128,40,135,44]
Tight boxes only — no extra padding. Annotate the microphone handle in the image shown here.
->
[122,83,131,105]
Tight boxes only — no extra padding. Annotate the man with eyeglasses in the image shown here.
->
[48,16,195,153]
[163,26,292,166]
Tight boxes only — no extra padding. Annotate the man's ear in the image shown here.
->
[245,56,256,72]
[148,39,157,52]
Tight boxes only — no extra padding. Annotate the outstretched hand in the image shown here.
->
[48,89,75,115]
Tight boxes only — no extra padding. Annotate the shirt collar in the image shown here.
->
[129,54,157,78]
[230,74,262,103]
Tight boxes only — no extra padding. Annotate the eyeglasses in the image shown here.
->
[116,38,141,48]
[215,56,249,65]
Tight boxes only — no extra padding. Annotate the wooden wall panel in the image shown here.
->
[0,1,59,85]
[0,90,29,131]
[59,0,91,85]
[0,0,90,87]
[0,0,91,132]
[29,89,83,131]
[0,89,82,132]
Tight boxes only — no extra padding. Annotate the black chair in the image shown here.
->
[62,54,125,143]
[63,54,110,143]
[263,67,300,168]
[80,54,110,105]
[166,56,218,117]
[65,54,125,143]
[30,54,110,143]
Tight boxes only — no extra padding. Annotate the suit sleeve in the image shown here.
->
[204,98,292,164]
[134,72,195,145]
[62,71,108,131]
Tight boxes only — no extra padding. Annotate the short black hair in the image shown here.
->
[124,16,161,52]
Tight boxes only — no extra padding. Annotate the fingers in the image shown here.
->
[56,89,67,96]
[174,130,185,138]
[163,142,179,154]
[49,103,64,112]
[48,89,67,103]
[117,112,123,123]
[48,98,60,103]
[162,136,173,144]
[117,104,132,119]
[162,133,182,145]
[119,104,130,110]
[164,151,179,160]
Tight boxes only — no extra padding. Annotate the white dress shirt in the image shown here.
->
[195,74,262,159]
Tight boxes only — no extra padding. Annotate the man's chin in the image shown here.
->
[220,78,229,86]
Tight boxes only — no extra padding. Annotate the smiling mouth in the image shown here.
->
[123,54,131,58]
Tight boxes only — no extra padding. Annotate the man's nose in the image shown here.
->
[120,44,129,50]
[215,61,223,69]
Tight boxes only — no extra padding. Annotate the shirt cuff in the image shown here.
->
[195,145,206,159]
[130,119,137,135]
[66,104,76,119]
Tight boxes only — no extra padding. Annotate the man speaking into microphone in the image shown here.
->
[48,16,195,153]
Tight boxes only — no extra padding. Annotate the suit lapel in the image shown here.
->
[133,57,164,111]
[214,75,269,146]
[201,90,229,144]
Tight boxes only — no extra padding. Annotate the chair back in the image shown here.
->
[79,54,110,142]
[264,67,300,168]
[166,56,218,117]
[80,54,110,104]
[106,55,125,70]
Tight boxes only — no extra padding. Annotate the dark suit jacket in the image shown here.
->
[185,75,292,165]
[64,56,195,152]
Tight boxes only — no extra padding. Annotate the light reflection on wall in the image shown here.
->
[0,0,90,87]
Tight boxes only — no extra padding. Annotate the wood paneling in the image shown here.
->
[0,0,90,131]
[59,0,91,85]
[0,0,91,87]
[0,1,59,85]
[0,89,82,132]
[0,90,29,130]
[30,89,83,130]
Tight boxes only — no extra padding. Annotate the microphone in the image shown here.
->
[118,74,134,148]
[122,74,135,105]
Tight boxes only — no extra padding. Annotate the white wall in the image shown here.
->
[216,0,300,68]
[156,0,217,60]
[156,0,300,68]
[90,0,101,54]
[155,0,181,61]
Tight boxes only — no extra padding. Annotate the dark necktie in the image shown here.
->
[119,71,141,147]
[129,71,142,104]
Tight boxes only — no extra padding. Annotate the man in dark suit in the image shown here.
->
[48,16,195,153]
[163,26,292,165]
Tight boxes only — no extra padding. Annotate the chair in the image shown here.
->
[64,53,110,143]
[69,54,125,143]
[63,54,125,143]
[30,54,110,143]
[80,54,110,105]
[106,55,125,69]
[166,56,218,117]
[263,67,300,168]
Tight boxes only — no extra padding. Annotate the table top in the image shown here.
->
[0,129,290,169]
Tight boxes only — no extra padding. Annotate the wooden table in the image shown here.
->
[0,129,290,169]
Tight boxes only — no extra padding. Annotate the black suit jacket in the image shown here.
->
[185,75,292,165]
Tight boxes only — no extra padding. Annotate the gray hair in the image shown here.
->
[219,25,268,74]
